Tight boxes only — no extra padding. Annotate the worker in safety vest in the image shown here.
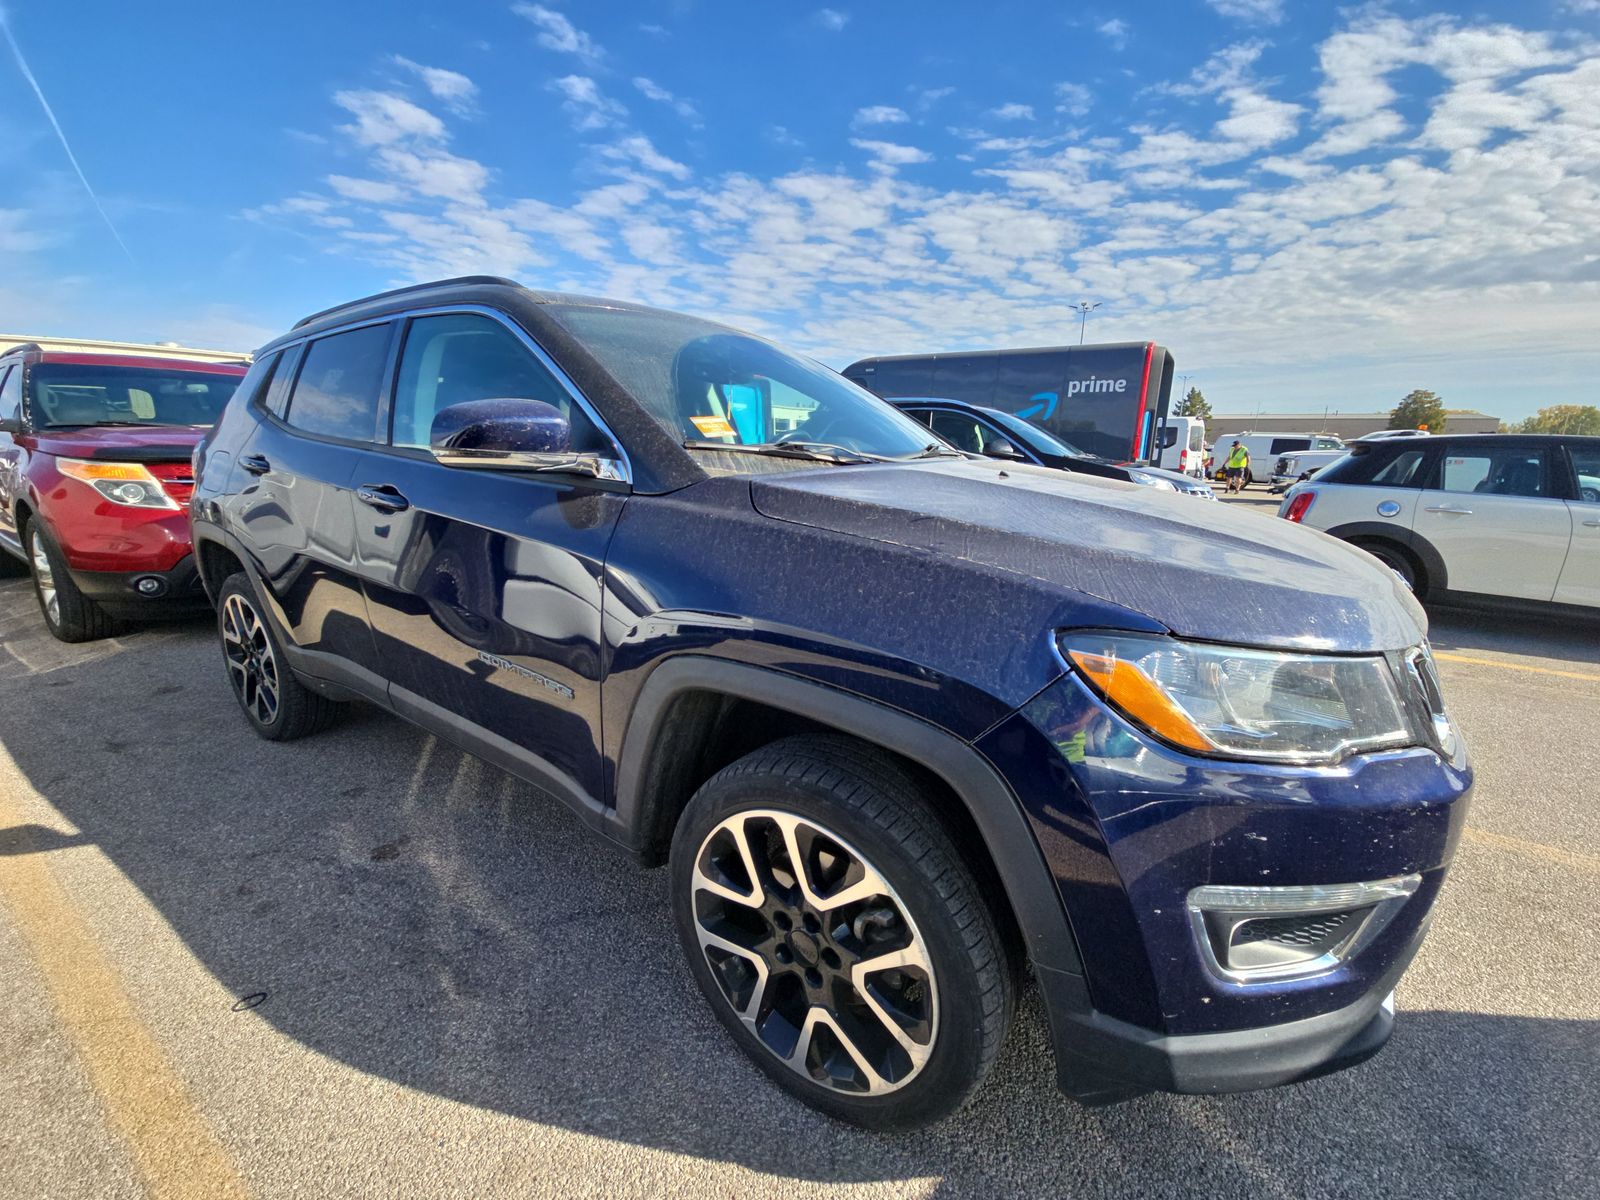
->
[1223,440,1251,493]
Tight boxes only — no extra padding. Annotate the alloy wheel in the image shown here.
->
[221,592,280,726]
[690,809,938,1096]
[29,529,59,628]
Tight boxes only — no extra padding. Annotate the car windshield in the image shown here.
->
[547,305,939,461]
[983,408,1090,458]
[30,363,243,428]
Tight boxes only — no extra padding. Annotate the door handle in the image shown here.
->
[1584,519,1600,528]
[356,484,410,513]
[239,454,271,476]
[1424,505,1473,515]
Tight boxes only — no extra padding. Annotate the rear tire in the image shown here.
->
[26,522,116,642]
[216,572,337,740]
[670,734,1014,1130]
[1353,540,1420,594]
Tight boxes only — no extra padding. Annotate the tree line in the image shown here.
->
[1389,389,1600,435]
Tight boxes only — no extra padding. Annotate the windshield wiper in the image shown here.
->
[897,442,964,461]
[682,439,884,464]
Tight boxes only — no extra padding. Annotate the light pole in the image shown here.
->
[1069,301,1101,345]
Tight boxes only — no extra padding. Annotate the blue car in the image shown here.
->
[191,277,1471,1130]
[888,396,1216,498]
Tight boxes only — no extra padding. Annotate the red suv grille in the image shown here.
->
[147,461,196,506]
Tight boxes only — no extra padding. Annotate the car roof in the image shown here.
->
[1,348,247,375]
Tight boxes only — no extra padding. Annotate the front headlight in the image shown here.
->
[1127,470,1177,491]
[56,458,179,510]
[1058,632,1415,764]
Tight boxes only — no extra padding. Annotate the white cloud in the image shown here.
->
[853,105,910,127]
[391,57,477,111]
[988,103,1035,121]
[551,75,626,131]
[1206,0,1284,25]
[327,175,407,204]
[513,4,602,63]
[816,9,849,32]
[1056,83,1093,117]
[333,90,446,146]
[633,77,699,122]
[251,10,1600,424]
[1098,19,1129,51]
[913,86,955,110]
[599,134,691,180]
[849,139,933,167]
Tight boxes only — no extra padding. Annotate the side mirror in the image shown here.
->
[429,399,623,480]
[0,416,20,436]
[983,436,1023,461]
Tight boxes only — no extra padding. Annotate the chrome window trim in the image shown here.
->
[258,302,633,486]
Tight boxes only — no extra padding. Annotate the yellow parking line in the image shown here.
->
[1432,651,1600,683]
[1463,826,1600,875]
[0,812,249,1199]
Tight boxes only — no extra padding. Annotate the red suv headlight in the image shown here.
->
[55,458,180,510]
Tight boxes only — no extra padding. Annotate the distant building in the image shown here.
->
[1206,411,1499,442]
[0,334,250,364]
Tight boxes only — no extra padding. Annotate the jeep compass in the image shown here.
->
[191,277,1472,1130]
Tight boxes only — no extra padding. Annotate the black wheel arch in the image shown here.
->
[612,655,1087,982]
[1325,520,1447,594]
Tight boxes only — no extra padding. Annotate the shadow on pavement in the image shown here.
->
[0,618,1595,1197]
[1427,605,1600,666]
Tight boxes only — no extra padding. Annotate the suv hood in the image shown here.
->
[31,425,206,461]
[749,458,1425,653]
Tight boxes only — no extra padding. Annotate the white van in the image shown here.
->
[1214,431,1344,487]
[1157,417,1206,477]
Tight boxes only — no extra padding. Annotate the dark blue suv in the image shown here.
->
[191,277,1472,1130]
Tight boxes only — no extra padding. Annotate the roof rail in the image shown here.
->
[0,342,43,358]
[292,275,520,330]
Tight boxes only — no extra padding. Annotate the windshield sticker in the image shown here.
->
[689,414,736,438]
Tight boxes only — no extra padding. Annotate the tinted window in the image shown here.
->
[1269,437,1312,455]
[285,325,393,441]
[245,352,281,412]
[928,412,985,454]
[0,365,18,422]
[28,363,242,428]
[900,407,935,428]
[1372,449,1427,485]
[392,313,607,452]
[1439,449,1545,497]
[1566,445,1599,503]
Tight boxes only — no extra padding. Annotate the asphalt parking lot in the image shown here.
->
[2,557,1597,1198]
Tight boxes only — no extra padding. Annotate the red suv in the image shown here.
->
[0,344,248,641]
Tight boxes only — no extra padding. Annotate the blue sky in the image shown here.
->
[2,1,1598,422]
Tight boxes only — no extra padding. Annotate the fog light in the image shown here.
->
[135,576,166,596]
[1187,875,1420,983]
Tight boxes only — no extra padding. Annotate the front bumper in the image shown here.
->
[68,553,207,615]
[976,670,1471,1102]
[1041,919,1418,1102]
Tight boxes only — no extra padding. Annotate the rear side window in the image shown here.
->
[285,325,393,442]
[1439,449,1545,497]
[0,365,18,422]
[243,352,281,412]
[1317,446,1427,487]
[1269,437,1311,455]
[1570,445,1600,503]
[391,313,604,451]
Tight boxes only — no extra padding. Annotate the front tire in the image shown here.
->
[670,735,1014,1130]
[26,522,116,642]
[216,572,337,740]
